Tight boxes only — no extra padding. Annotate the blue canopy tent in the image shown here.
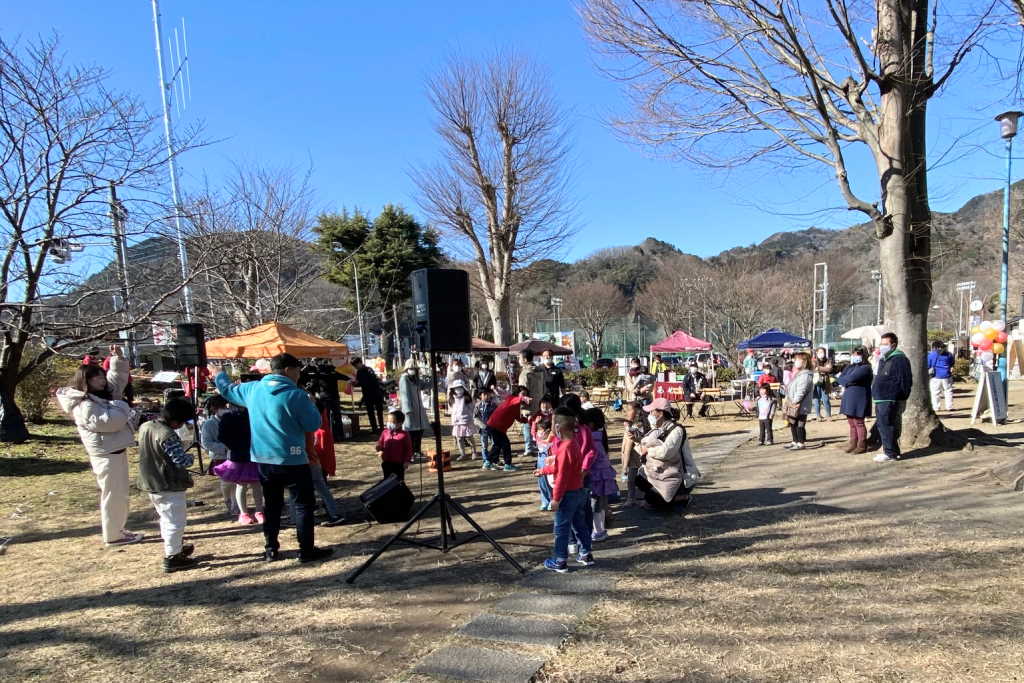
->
[736,328,812,350]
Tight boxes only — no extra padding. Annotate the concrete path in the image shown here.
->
[409,428,751,682]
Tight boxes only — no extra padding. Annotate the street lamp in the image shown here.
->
[995,110,1022,392]
[550,296,563,331]
[870,270,882,325]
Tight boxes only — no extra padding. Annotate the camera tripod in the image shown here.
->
[345,350,525,584]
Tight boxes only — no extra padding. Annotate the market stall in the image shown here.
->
[736,328,811,351]
[205,321,350,359]
[649,329,714,395]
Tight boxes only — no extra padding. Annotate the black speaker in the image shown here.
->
[360,475,414,523]
[409,268,472,351]
[174,323,207,368]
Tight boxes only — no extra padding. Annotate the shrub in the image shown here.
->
[952,357,972,382]
[568,367,618,388]
[715,366,738,383]
[16,349,79,423]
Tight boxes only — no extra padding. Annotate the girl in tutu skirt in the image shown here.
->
[448,379,478,461]
[581,407,618,543]
[212,406,265,525]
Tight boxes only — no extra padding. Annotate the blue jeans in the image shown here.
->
[812,384,831,418]
[479,428,492,456]
[553,488,592,561]
[521,422,537,455]
[537,452,553,507]
[875,401,904,459]
[258,463,316,554]
[310,463,339,519]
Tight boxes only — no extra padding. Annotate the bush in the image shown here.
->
[568,367,618,388]
[16,349,79,423]
[952,357,972,382]
[715,366,738,383]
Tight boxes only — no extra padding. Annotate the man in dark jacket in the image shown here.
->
[871,332,913,462]
[682,364,710,418]
[540,349,566,404]
[353,357,385,434]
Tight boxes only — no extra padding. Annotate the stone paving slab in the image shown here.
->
[412,645,546,683]
[459,613,570,648]
[494,591,599,619]
[521,570,609,594]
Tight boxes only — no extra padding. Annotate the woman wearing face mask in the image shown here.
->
[398,358,430,459]
[625,357,642,401]
[56,345,143,546]
[782,351,814,450]
[635,398,702,509]
[476,360,497,392]
[811,347,835,421]
[837,346,873,454]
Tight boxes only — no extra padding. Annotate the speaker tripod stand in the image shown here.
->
[345,349,526,584]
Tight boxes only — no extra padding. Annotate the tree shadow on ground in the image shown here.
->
[0,456,91,477]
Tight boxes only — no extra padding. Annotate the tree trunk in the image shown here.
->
[875,0,945,449]
[0,378,29,444]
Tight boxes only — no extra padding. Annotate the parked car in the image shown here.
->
[682,352,731,368]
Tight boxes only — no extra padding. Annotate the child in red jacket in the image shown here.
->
[376,409,413,481]
[534,412,594,573]
[484,385,531,472]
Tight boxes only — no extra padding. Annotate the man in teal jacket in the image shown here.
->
[213,353,332,563]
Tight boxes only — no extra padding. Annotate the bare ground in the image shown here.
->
[2,384,1024,682]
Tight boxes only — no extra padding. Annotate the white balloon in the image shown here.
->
[981,351,995,361]
[980,320,994,331]
[994,320,1006,331]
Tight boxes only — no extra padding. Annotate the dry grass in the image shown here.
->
[3,385,1024,682]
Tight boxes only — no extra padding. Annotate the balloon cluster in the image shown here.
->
[970,320,1009,362]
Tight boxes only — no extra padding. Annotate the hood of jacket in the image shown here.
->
[56,386,88,413]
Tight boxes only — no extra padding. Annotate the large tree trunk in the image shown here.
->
[875,0,944,449]
[0,376,29,443]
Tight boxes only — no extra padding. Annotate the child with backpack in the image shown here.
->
[211,405,265,524]
[534,417,554,510]
[137,398,199,573]
[535,412,594,572]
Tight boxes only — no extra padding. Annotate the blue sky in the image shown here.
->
[7,1,1022,268]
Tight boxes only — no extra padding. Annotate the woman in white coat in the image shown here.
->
[56,346,142,545]
[398,358,430,458]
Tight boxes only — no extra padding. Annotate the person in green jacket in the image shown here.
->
[138,398,198,573]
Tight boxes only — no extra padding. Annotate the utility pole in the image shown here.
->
[353,260,367,355]
[150,0,193,321]
[392,304,402,368]
[109,184,136,365]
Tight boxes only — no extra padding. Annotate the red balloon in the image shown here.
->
[979,338,994,351]
[996,331,1009,344]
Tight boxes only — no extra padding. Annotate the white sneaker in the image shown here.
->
[873,453,894,463]
[794,443,805,450]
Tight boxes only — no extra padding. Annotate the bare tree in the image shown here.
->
[184,166,323,336]
[562,280,629,358]
[0,36,201,442]
[582,0,1006,446]
[414,53,574,354]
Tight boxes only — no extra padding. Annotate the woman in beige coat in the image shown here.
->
[56,346,142,545]
[635,397,701,509]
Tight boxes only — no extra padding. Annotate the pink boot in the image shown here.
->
[254,511,265,524]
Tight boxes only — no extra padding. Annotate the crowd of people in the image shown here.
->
[55,330,946,573]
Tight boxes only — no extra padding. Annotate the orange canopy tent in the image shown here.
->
[205,321,350,359]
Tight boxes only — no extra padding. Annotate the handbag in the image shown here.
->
[784,402,802,419]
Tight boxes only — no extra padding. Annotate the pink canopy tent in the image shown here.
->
[649,330,712,352]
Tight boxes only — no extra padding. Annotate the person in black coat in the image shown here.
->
[836,346,873,454]
[475,360,497,393]
[352,357,385,434]
[682,364,710,418]
[870,333,913,462]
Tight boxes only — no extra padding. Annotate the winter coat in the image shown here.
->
[398,372,430,432]
[928,350,954,380]
[784,369,814,416]
[56,356,135,456]
[872,349,913,403]
[448,394,474,427]
[355,365,383,402]
[475,369,497,392]
[137,419,193,493]
[812,356,834,391]
[640,421,701,502]
[214,371,321,466]
[837,363,873,418]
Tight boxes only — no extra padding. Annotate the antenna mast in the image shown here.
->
[151,0,194,321]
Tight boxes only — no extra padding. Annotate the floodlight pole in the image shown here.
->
[151,0,193,321]
[995,110,1022,393]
